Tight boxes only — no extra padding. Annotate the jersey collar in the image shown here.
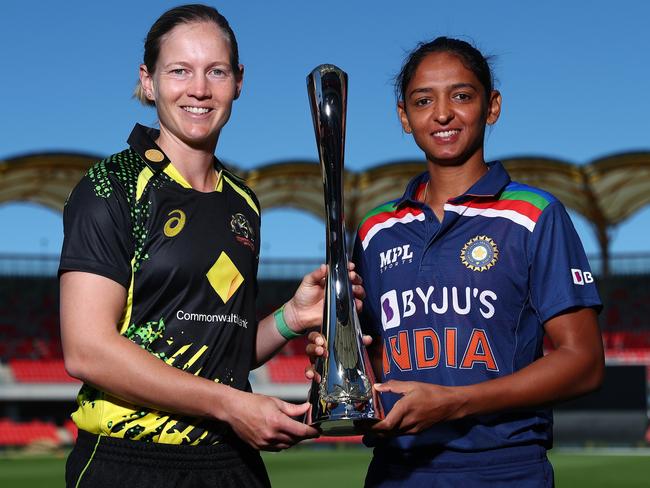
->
[126,123,226,175]
[127,123,171,173]
[397,160,511,207]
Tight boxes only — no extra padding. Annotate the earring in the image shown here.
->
[147,91,153,99]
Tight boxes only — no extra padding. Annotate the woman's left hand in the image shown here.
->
[283,263,365,333]
[370,380,468,436]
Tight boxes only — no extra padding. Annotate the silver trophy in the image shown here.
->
[305,64,384,436]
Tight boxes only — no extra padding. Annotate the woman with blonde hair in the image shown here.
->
[60,5,361,487]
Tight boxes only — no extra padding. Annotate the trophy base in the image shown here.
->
[313,417,380,436]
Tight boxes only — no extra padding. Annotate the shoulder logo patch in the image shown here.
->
[164,209,186,237]
[231,213,255,250]
[461,235,498,272]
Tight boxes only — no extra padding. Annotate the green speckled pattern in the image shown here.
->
[86,149,170,271]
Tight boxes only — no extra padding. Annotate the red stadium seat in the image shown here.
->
[9,359,78,383]
[0,418,60,446]
[266,355,310,383]
[603,331,650,351]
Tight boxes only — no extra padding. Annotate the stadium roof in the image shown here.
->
[0,152,102,212]
[2,151,650,274]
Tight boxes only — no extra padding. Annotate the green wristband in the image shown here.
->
[274,304,302,340]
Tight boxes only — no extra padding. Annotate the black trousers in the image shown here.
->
[66,429,271,488]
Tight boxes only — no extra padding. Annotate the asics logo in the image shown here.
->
[164,209,186,238]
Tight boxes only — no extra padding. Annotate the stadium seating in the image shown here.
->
[0,277,60,361]
[8,359,76,383]
[599,275,650,332]
[0,418,60,446]
[266,355,310,384]
[602,331,650,350]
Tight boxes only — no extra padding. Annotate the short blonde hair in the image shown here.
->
[133,83,155,107]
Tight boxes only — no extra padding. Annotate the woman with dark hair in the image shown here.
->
[307,37,604,486]
[59,4,361,487]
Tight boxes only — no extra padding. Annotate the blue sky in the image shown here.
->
[1,0,649,258]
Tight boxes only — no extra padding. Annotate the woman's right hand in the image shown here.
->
[218,388,319,451]
[304,332,373,383]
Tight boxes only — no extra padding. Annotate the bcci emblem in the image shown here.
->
[231,213,255,251]
[461,235,499,272]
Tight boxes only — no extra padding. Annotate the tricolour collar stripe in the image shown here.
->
[359,204,420,243]
[506,182,556,202]
[444,204,537,232]
[499,189,551,212]
[454,198,543,222]
[359,201,400,228]
[361,211,425,250]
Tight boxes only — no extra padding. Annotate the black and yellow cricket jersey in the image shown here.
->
[59,124,261,445]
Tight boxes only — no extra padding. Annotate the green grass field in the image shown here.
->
[1,447,648,487]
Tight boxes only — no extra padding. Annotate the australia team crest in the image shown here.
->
[461,235,499,272]
[231,213,255,251]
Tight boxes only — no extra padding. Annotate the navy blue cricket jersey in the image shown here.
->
[353,161,601,453]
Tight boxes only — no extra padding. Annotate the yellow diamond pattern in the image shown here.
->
[206,252,244,303]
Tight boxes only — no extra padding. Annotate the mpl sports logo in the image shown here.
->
[571,268,594,285]
[379,244,413,273]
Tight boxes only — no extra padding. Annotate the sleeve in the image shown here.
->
[352,231,381,337]
[528,201,602,324]
[58,174,134,288]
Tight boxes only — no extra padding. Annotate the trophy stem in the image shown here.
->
[305,64,384,436]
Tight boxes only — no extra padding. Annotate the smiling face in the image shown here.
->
[139,21,243,151]
[398,51,501,168]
